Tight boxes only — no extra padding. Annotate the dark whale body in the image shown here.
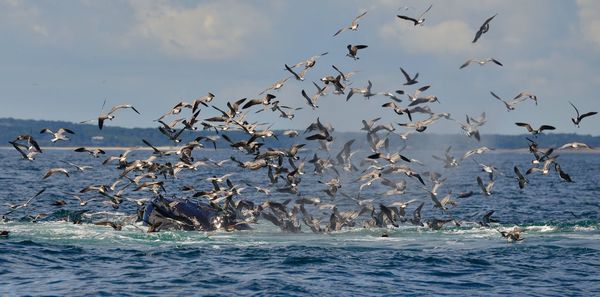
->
[140,196,252,232]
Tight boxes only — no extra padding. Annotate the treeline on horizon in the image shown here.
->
[0,117,598,151]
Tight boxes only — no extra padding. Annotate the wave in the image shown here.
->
[2,220,599,248]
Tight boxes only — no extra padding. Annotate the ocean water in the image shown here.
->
[1,148,599,296]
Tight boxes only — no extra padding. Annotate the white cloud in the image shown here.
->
[128,0,271,60]
[577,0,600,48]
[0,0,48,37]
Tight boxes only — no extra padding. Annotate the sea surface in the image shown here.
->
[1,148,599,296]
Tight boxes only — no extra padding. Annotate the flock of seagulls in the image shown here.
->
[2,5,597,242]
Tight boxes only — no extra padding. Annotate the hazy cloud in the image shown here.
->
[577,0,600,49]
[0,0,48,37]
[128,0,271,60]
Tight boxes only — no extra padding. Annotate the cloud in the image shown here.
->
[0,0,48,37]
[128,0,271,60]
[379,19,476,55]
[577,0,600,48]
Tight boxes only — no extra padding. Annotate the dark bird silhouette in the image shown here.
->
[473,14,497,43]
[399,67,419,85]
[569,101,597,127]
[515,122,556,135]
[346,44,368,60]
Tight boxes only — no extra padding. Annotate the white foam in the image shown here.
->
[524,225,556,232]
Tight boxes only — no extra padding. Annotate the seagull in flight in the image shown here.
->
[473,14,497,43]
[399,67,419,85]
[396,4,432,26]
[82,101,141,130]
[333,11,368,36]
[569,101,597,127]
[460,58,503,69]
[515,122,556,135]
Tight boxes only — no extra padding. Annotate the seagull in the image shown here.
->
[191,92,216,112]
[558,142,592,150]
[408,95,439,106]
[242,94,277,111]
[74,147,106,158]
[141,139,171,156]
[461,146,493,161]
[346,80,375,101]
[61,160,93,172]
[259,77,291,95]
[396,4,432,26]
[432,146,459,168]
[333,11,368,36]
[514,166,528,189]
[555,163,573,182]
[301,89,319,109]
[207,173,234,183]
[63,192,97,206]
[42,168,70,180]
[291,52,328,70]
[92,103,140,130]
[477,176,494,196]
[4,188,46,215]
[569,101,597,127]
[490,91,527,111]
[284,64,304,81]
[346,44,368,60]
[513,91,538,106]
[398,115,440,132]
[399,67,419,85]
[515,122,556,135]
[13,134,42,153]
[455,115,481,141]
[40,128,75,142]
[283,130,299,137]
[406,85,431,103]
[473,14,497,43]
[499,227,523,242]
[382,102,412,120]
[9,141,39,161]
[479,210,499,227]
[305,118,333,142]
[459,58,503,69]
[378,91,404,103]
[473,159,504,180]
[526,157,557,175]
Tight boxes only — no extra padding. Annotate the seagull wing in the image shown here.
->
[333,27,346,37]
[399,67,412,82]
[539,125,556,132]
[460,60,473,69]
[569,101,580,118]
[418,4,433,19]
[580,111,598,120]
[515,122,533,132]
[397,15,419,25]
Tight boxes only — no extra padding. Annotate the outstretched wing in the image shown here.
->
[397,15,419,25]
[460,59,473,69]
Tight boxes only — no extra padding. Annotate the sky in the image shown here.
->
[0,0,599,135]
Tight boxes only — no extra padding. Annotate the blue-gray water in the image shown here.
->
[1,148,600,296]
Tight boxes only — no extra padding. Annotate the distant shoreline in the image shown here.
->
[0,146,179,151]
[0,146,598,153]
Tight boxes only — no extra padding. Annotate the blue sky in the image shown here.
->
[1,0,599,135]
